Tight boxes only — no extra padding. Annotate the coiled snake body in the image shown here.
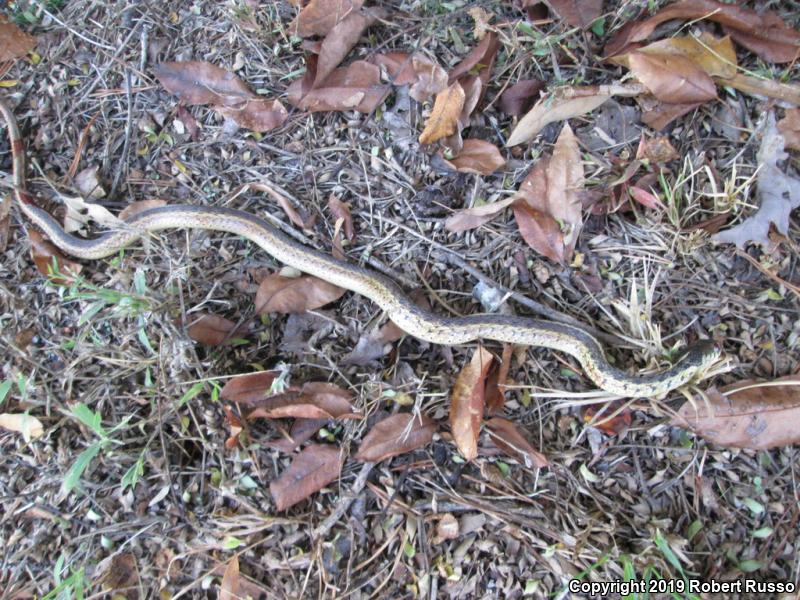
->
[1,98,720,397]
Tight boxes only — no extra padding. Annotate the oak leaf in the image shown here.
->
[270,444,343,510]
[355,413,437,462]
[255,273,345,315]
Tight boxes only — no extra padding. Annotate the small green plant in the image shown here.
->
[61,403,135,494]
[42,553,86,600]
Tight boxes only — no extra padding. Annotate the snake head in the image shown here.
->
[680,339,723,380]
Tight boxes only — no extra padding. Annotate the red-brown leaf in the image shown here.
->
[583,401,632,435]
[186,313,240,346]
[270,444,343,511]
[154,61,287,132]
[628,52,717,104]
[450,346,493,461]
[354,413,437,462]
[485,344,513,415]
[370,52,448,102]
[327,194,355,242]
[635,134,679,163]
[499,79,544,116]
[28,230,83,285]
[0,15,36,62]
[255,273,345,315]
[291,0,362,37]
[448,32,500,90]
[248,383,359,420]
[778,108,800,151]
[314,8,385,88]
[224,406,244,449]
[671,376,800,449]
[441,139,506,175]
[629,186,665,210]
[268,418,328,452]
[639,98,702,130]
[220,371,280,404]
[512,201,565,264]
[604,0,800,64]
[485,417,548,468]
[289,60,388,113]
[547,0,603,29]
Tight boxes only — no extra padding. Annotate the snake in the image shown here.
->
[0,97,720,397]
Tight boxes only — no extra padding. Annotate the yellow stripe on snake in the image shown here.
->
[0,98,720,397]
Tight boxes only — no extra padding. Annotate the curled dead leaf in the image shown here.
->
[485,417,548,468]
[291,0,362,37]
[672,376,800,449]
[628,52,717,104]
[441,139,505,175]
[28,230,83,285]
[419,82,465,145]
[450,346,493,461]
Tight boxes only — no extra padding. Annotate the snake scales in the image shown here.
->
[0,97,720,397]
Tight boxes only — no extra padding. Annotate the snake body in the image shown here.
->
[1,98,720,397]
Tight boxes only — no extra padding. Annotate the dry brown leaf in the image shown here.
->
[289,59,387,113]
[292,0,362,37]
[255,273,345,315]
[327,194,355,241]
[627,33,738,80]
[639,98,702,130]
[220,371,281,404]
[512,201,565,263]
[0,15,36,62]
[96,553,140,594]
[444,196,516,233]
[547,0,602,29]
[219,557,240,600]
[371,52,448,102]
[419,82,465,145]
[176,105,201,141]
[604,0,800,64]
[714,113,800,248]
[314,8,386,88]
[450,346,493,461]
[778,108,800,151]
[248,382,359,420]
[448,32,500,90]
[186,313,239,346]
[154,61,287,132]
[0,413,44,442]
[512,123,583,263]
[672,376,800,449]
[485,417,548,468]
[223,406,244,449]
[61,193,121,235]
[118,199,167,221]
[354,413,437,462]
[485,344,513,415]
[268,418,328,452]
[73,166,106,201]
[628,186,664,210]
[468,7,492,40]
[628,52,717,104]
[499,79,544,116]
[270,444,343,510]
[636,135,679,163]
[28,230,83,285]
[583,401,632,435]
[434,513,460,543]
[507,90,609,146]
[441,139,505,175]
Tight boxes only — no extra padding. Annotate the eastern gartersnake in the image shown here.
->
[1,98,720,397]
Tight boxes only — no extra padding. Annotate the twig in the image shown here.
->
[110,70,134,199]
[312,462,374,540]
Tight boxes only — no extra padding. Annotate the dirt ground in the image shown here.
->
[1,0,799,598]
